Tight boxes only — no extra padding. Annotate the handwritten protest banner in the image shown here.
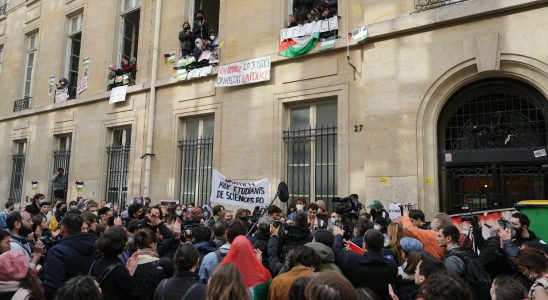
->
[215,56,271,87]
[210,169,269,207]
[279,16,338,41]
[109,85,128,104]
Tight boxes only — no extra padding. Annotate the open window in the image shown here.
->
[23,32,38,99]
[66,13,82,92]
[120,0,140,62]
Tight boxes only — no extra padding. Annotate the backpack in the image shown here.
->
[88,260,123,286]
[215,249,227,263]
[446,252,491,299]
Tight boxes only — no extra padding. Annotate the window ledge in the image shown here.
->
[25,0,40,6]
[0,15,5,21]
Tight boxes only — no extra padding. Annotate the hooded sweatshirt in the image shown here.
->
[304,241,341,272]
[42,232,97,299]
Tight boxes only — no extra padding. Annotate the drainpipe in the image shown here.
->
[143,0,162,197]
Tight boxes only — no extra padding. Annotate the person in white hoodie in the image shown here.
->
[0,251,44,300]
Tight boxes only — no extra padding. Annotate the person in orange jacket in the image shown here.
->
[400,206,445,260]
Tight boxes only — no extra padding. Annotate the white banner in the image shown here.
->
[215,56,271,87]
[210,169,269,207]
[77,78,88,94]
[280,16,339,41]
[109,85,127,104]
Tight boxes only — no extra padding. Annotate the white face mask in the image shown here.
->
[210,35,216,41]
[176,210,182,216]
[330,217,337,224]
[296,204,304,212]
[92,211,98,217]
[374,225,381,231]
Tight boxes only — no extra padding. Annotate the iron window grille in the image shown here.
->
[0,3,7,17]
[105,145,130,207]
[283,125,338,209]
[13,97,31,112]
[179,135,214,207]
[9,154,26,203]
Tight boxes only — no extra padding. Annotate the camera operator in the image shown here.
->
[471,218,513,279]
[258,205,283,225]
[500,212,544,262]
[368,200,390,222]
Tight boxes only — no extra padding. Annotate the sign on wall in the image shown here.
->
[215,56,271,87]
[210,169,270,207]
[109,85,128,104]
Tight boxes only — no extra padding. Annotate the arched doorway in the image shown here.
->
[438,78,548,214]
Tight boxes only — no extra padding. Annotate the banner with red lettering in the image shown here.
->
[215,56,271,87]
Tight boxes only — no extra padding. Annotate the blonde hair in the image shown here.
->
[387,222,405,265]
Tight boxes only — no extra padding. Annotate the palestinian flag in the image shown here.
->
[316,38,336,51]
[279,31,320,58]
[163,52,176,64]
[348,26,368,45]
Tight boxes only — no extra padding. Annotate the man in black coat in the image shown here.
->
[332,226,398,300]
[42,213,97,299]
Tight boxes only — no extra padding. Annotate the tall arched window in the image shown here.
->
[437,78,548,214]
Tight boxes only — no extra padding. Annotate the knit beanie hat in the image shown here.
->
[0,251,29,281]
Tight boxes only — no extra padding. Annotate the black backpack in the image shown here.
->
[88,260,123,286]
[446,252,491,299]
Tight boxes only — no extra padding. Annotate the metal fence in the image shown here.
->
[179,136,214,207]
[13,97,31,112]
[105,145,130,207]
[414,0,468,11]
[9,154,26,203]
[283,126,338,209]
[51,150,71,201]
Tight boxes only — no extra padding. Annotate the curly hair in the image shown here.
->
[97,225,127,257]
[54,275,101,300]
[516,247,548,278]
[287,246,320,270]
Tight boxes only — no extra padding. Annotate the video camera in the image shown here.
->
[460,213,479,225]
[332,195,363,218]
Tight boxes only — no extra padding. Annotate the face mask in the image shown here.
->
[317,208,322,213]
[374,225,381,231]
[92,211,98,217]
[176,210,182,216]
[330,217,337,224]
[210,35,216,41]
[296,204,304,211]
[197,15,203,20]
[184,27,190,31]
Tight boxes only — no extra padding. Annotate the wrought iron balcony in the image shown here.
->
[13,97,31,112]
[414,0,469,11]
[0,3,7,17]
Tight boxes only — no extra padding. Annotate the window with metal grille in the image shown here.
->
[179,116,214,206]
[67,13,82,92]
[105,127,131,207]
[9,140,26,203]
[120,4,140,63]
[24,33,37,97]
[283,102,337,206]
[51,135,71,202]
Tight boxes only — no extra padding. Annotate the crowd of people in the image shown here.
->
[289,0,338,27]
[0,192,547,300]
[178,10,219,66]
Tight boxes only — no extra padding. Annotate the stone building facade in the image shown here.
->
[1,0,547,217]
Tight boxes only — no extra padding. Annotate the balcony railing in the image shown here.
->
[0,3,7,17]
[13,97,31,112]
[415,0,469,11]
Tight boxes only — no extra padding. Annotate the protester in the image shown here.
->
[0,201,15,229]
[7,211,45,271]
[421,273,473,300]
[0,230,10,254]
[26,194,45,217]
[501,212,544,261]
[205,263,250,300]
[400,207,444,259]
[192,10,210,40]
[89,225,138,299]
[516,247,548,300]
[395,250,422,300]
[53,275,102,300]
[414,253,447,297]
[331,226,398,299]
[126,229,160,288]
[288,276,310,300]
[307,203,325,230]
[42,213,96,299]
[490,275,527,300]
[280,213,313,259]
[437,223,466,277]
[0,251,44,300]
[269,246,320,300]
[154,244,206,300]
[304,271,357,300]
[219,235,271,295]
[387,222,405,265]
[288,197,306,221]
[212,221,227,248]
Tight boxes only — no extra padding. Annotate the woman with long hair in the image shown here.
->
[516,247,548,300]
[125,229,160,292]
[387,222,405,265]
[206,263,250,300]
